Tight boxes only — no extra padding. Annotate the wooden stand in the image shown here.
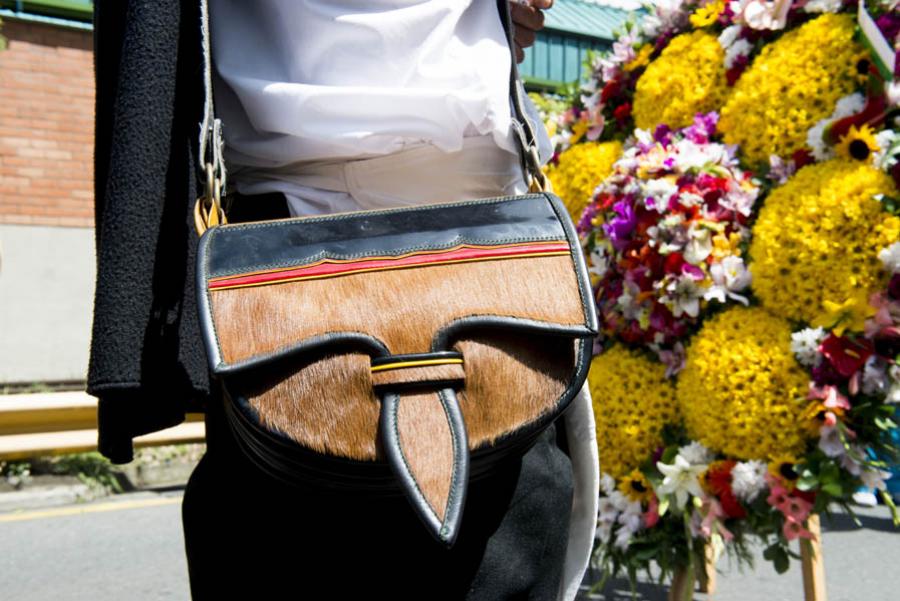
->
[800,514,827,601]
[668,562,695,601]
[697,541,717,596]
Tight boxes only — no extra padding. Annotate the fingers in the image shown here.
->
[510,1,545,32]
[515,42,525,64]
[515,25,536,49]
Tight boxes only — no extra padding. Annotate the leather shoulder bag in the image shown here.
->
[193,0,599,548]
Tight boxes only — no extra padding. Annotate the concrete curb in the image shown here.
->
[0,456,199,513]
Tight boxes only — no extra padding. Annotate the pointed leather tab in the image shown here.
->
[380,388,469,548]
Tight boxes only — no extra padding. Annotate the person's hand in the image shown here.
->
[510,0,552,64]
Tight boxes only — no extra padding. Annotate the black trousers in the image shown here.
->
[182,393,574,600]
[181,192,575,599]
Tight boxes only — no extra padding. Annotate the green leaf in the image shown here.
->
[822,482,843,497]
[773,548,790,574]
[796,474,819,491]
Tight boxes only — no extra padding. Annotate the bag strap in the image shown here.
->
[194,0,548,234]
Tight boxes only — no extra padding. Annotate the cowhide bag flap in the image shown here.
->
[195,192,598,547]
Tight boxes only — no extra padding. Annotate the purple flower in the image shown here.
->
[683,112,719,144]
[654,124,673,145]
[682,263,706,281]
[876,14,900,45]
[576,202,599,237]
[602,199,636,250]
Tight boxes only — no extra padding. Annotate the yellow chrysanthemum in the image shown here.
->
[624,44,653,72]
[618,469,655,503]
[590,346,679,478]
[676,307,811,461]
[690,0,726,28]
[749,159,900,326]
[719,13,866,165]
[633,30,729,131]
[836,124,880,163]
[545,140,623,225]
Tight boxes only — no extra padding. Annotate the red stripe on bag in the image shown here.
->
[208,240,570,290]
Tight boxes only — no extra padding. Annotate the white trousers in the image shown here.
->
[231,132,600,601]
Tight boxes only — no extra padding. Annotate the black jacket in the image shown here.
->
[88,0,290,463]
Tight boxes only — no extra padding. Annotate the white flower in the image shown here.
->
[718,24,742,50]
[803,0,843,13]
[862,355,890,397]
[887,364,900,404]
[730,0,791,30]
[609,490,630,512]
[664,274,704,318]
[657,454,707,510]
[596,520,614,542]
[617,501,644,533]
[731,460,768,502]
[598,497,619,524]
[887,81,900,108]
[675,140,714,171]
[873,129,899,171]
[791,327,827,367]
[600,472,617,496]
[806,118,833,161]
[589,245,611,279]
[860,468,892,492]
[834,93,867,119]
[613,527,634,550]
[704,256,752,305]
[678,441,714,465]
[879,242,900,274]
[724,38,752,69]
[642,177,679,208]
[684,227,713,264]
[818,425,846,458]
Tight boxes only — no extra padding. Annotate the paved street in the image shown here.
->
[0,488,897,600]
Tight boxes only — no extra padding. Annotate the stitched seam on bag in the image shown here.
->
[437,388,460,537]
[205,229,225,366]
[210,235,566,278]
[218,194,547,232]
[541,192,592,327]
[392,395,441,524]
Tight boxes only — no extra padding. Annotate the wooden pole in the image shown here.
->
[668,562,695,601]
[800,514,827,601]
[697,540,717,596]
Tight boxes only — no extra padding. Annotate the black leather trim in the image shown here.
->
[215,332,390,377]
[370,350,463,368]
[380,388,469,548]
[206,194,567,278]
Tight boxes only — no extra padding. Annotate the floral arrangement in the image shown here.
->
[546,0,900,595]
[544,140,623,223]
[577,113,758,368]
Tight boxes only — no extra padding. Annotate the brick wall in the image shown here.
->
[0,18,93,228]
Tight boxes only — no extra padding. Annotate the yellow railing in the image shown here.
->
[0,391,205,461]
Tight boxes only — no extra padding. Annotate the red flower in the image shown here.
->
[793,148,814,169]
[601,79,621,103]
[719,489,747,519]
[664,252,686,275]
[614,102,632,123]
[820,334,874,378]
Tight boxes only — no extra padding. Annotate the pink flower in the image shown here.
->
[808,384,851,411]
[782,495,812,522]
[766,475,791,510]
[644,496,661,528]
[696,497,735,542]
[783,515,815,541]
